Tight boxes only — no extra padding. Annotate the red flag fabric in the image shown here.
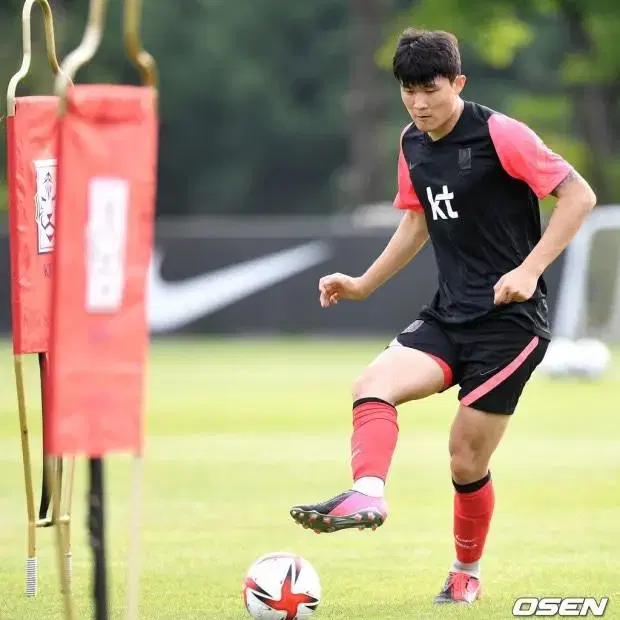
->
[45,85,158,457]
[7,97,58,354]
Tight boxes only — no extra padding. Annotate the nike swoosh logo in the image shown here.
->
[147,241,331,332]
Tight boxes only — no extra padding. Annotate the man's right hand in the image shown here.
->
[318,273,368,308]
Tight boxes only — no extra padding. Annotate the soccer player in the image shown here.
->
[289,29,597,604]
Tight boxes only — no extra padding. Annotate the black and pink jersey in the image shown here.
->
[394,101,572,338]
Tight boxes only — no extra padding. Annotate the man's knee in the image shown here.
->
[449,432,491,483]
[450,447,486,484]
[449,405,510,483]
[352,370,393,404]
[352,345,445,405]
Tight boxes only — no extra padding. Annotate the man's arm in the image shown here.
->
[489,113,597,304]
[493,169,596,305]
[521,170,596,278]
[488,114,596,276]
[319,125,427,307]
[358,209,429,297]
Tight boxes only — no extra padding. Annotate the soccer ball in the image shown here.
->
[573,338,611,379]
[538,337,581,378]
[243,552,321,620]
[539,337,611,380]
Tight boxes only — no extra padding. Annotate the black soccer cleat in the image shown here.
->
[289,490,387,534]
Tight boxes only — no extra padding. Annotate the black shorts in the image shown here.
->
[393,316,549,414]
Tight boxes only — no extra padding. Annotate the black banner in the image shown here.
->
[0,217,566,336]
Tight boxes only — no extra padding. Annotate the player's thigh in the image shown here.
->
[449,403,510,463]
[353,319,456,405]
[448,403,512,483]
[448,323,548,480]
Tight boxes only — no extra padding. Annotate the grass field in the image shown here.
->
[0,337,618,620]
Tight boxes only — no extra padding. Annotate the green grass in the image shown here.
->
[0,337,619,620]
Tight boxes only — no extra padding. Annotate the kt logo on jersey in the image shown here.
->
[427,185,459,221]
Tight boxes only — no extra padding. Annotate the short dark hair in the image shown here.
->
[392,28,461,87]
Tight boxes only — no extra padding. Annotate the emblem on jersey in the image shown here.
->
[34,158,57,254]
[458,148,472,170]
[426,185,459,220]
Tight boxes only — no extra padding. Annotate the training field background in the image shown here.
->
[0,337,618,620]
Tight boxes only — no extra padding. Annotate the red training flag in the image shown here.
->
[45,85,158,457]
[7,97,58,355]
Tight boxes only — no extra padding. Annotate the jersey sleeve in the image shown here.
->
[488,113,573,199]
[394,125,423,212]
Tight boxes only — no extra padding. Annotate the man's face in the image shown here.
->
[400,75,466,133]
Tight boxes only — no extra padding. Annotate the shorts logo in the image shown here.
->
[426,185,459,221]
[34,159,57,254]
[402,319,424,334]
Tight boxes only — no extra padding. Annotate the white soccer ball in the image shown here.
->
[539,337,611,380]
[243,552,321,620]
[573,338,611,379]
[538,337,581,378]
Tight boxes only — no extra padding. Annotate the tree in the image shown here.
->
[1,0,352,216]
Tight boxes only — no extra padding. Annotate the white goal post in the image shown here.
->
[552,205,620,343]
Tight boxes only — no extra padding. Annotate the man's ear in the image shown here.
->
[453,74,467,94]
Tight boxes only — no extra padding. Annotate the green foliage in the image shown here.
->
[473,10,533,68]
[0,0,350,216]
[143,0,350,215]
[561,12,620,84]
[379,0,533,69]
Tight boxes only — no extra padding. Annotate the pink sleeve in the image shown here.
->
[394,125,423,212]
[488,113,572,199]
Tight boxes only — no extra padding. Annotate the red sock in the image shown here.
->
[453,473,495,564]
[350,398,399,482]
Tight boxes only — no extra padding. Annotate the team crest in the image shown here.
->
[34,158,57,254]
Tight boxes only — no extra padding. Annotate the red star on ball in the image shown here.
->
[253,561,319,620]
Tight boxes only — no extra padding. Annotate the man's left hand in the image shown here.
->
[493,266,539,305]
